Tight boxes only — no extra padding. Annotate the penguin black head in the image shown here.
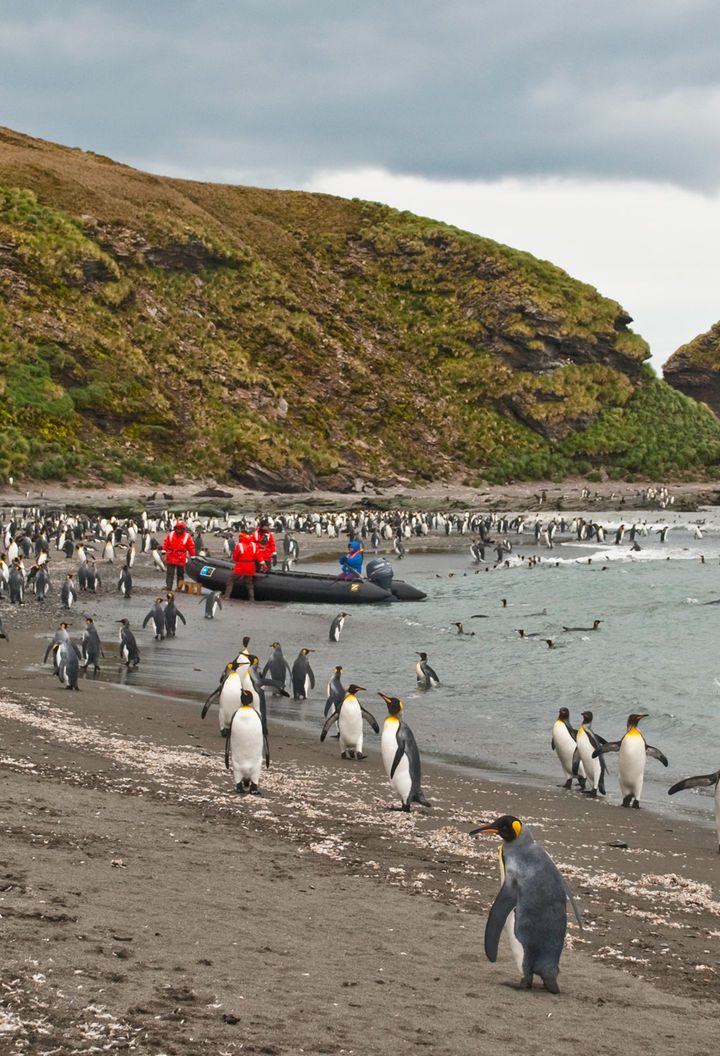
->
[86,618,94,625]
[417,651,429,660]
[470,815,523,841]
[558,707,570,720]
[240,689,254,707]
[333,665,343,675]
[627,712,648,728]
[346,683,365,694]
[301,648,314,655]
[167,591,174,600]
[378,693,403,716]
[581,710,593,724]
[242,636,251,647]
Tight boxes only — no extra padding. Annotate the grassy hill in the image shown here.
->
[1,125,720,490]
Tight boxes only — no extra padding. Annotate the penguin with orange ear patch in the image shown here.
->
[470,815,581,993]
[594,713,668,808]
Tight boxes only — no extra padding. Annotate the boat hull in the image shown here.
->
[185,557,425,603]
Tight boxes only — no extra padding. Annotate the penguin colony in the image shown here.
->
[0,497,717,996]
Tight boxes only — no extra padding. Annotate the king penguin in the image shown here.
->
[321,684,378,759]
[551,707,585,790]
[291,647,315,700]
[201,591,222,619]
[378,694,431,812]
[470,815,581,993]
[416,651,440,688]
[117,618,140,667]
[575,710,607,797]
[329,611,348,643]
[225,689,269,795]
[668,768,720,853]
[143,598,166,640]
[81,617,104,673]
[164,592,186,637]
[593,713,668,807]
[325,664,346,717]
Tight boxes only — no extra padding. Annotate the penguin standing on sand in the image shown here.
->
[416,651,440,688]
[575,710,607,797]
[55,637,81,691]
[668,769,720,853]
[225,689,269,795]
[117,618,140,667]
[118,564,132,599]
[324,664,346,717]
[321,685,379,759]
[551,707,585,790]
[470,815,581,994]
[143,598,166,640]
[81,617,104,673]
[164,592,186,637]
[201,591,223,619]
[378,694,431,812]
[292,648,315,700]
[329,612,348,642]
[262,642,292,696]
[213,662,244,737]
[593,713,668,808]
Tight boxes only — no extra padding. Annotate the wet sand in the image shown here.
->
[1,480,719,1053]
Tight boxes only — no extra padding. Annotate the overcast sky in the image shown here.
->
[4,1,720,372]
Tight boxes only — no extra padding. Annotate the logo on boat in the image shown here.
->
[350,583,359,591]
[200,565,215,576]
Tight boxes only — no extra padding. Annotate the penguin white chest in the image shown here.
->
[576,728,600,787]
[229,707,263,784]
[382,721,412,803]
[219,674,243,733]
[552,722,576,775]
[619,732,646,797]
[338,698,363,752]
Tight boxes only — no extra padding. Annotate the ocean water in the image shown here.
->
[50,505,720,832]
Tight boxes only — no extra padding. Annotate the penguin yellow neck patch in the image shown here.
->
[512,820,523,837]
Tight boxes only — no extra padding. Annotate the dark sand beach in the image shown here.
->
[1,478,719,1054]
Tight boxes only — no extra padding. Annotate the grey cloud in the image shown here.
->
[3,0,720,189]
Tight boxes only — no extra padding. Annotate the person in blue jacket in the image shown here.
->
[338,537,363,579]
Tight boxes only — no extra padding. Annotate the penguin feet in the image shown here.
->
[221,727,230,738]
[356,752,367,760]
[621,794,633,808]
[632,799,640,809]
[581,788,598,798]
[519,975,533,990]
[249,783,260,795]
[541,974,560,994]
[561,779,573,790]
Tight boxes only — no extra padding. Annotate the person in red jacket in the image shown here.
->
[253,518,277,573]
[161,521,196,590]
[222,529,257,600]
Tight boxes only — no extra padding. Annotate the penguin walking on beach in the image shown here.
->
[118,564,132,599]
[593,713,668,808]
[81,617,104,673]
[215,663,244,737]
[551,708,585,790]
[225,689,269,795]
[575,711,607,797]
[324,664,346,717]
[8,564,24,605]
[292,648,315,700]
[164,592,186,637]
[378,693,431,812]
[143,598,166,640]
[262,642,292,696]
[43,622,71,670]
[416,651,440,688]
[60,573,78,610]
[201,591,223,619]
[668,769,720,853]
[470,815,581,994]
[55,637,81,691]
[329,612,348,642]
[117,618,140,667]
[33,564,51,601]
[321,685,379,759]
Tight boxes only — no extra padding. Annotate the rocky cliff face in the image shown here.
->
[663,324,720,417]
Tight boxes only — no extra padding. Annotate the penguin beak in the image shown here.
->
[378,693,392,703]
[469,823,498,836]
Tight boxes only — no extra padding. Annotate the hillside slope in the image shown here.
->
[1,126,720,489]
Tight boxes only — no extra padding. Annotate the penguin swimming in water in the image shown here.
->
[329,612,348,642]
[320,685,379,759]
[668,769,720,853]
[551,708,585,790]
[593,713,668,808]
[324,664,346,717]
[292,648,315,700]
[143,598,166,640]
[562,619,602,632]
[470,815,581,993]
[225,689,269,795]
[378,694,431,812]
[81,617,104,673]
[164,592,186,637]
[453,622,475,636]
[416,651,440,688]
[117,618,140,667]
[575,710,607,797]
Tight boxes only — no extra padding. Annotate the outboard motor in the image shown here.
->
[366,556,394,593]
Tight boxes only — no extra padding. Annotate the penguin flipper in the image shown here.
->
[593,740,621,757]
[320,713,339,742]
[646,745,669,766]
[260,678,290,697]
[225,717,237,769]
[201,686,221,719]
[484,885,517,962]
[668,771,720,795]
[308,667,315,690]
[360,706,380,733]
[563,879,583,929]
[142,612,153,628]
[263,734,270,769]
[178,611,187,625]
